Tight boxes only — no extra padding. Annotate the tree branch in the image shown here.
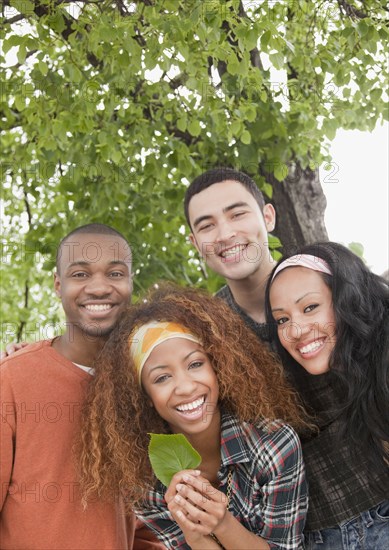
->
[23,189,32,225]
[2,13,26,25]
[16,281,29,342]
[337,0,368,19]
[16,188,32,341]
[209,0,266,93]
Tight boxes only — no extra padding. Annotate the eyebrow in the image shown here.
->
[66,260,130,270]
[192,201,250,229]
[147,349,204,375]
[271,291,321,313]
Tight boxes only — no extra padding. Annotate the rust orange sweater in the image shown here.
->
[0,340,163,550]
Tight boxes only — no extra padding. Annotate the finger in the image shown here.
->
[171,469,202,486]
[177,484,226,515]
[180,475,225,504]
[168,499,206,532]
[3,342,26,357]
[167,496,186,517]
[165,469,201,502]
[6,343,18,354]
[173,491,216,524]
[173,507,211,536]
[168,496,201,524]
[15,343,27,351]
[168,491,202,516]
[173,493,227,536]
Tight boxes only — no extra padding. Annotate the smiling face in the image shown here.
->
[269,267,336,375]
[141,337,220,438]
[188,180,275,284]
[54,233,132,343]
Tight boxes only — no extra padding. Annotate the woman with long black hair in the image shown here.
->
[265,242,389,549]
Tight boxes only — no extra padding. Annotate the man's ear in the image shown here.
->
[263,203,276,232]
[53,272,61,298]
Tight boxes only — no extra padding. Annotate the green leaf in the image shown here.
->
[226,52,240,75]
[348,242,364,260]
[148,433,202,487]
[284,39,295,54]
[38,61,48,76]
[261,30,271,49]
[271,249,282,262]
[246,28,259,50]
[323,119,337,141]
[10,0,35,14]
[68,64,83,83]
[3,35,22,54]
[111,150,122,164]
[49,11,66,34]
[177,116,187,132]
[357,20,369,37]
[269,52,284,70]
[370,88,382,102]
[240,130,251,144]
[273,163,288,182]
[268,234,282,249]
[14,95,25,111]
[188,119,201,137]
[230,120,242,136]
[261,182,273,199]
[17,45,27,64]
[245,105,257,122]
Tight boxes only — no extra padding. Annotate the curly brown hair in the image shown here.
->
[78,283,310,509]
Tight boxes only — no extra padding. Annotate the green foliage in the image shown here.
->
[1,0,387,344]
[148,433,202,487]
[348,241,365,260]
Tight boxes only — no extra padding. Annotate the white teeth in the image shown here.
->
[299,341,322,354]
[84,304,112,312]
[176,396,205,412]
[221,245,246,257]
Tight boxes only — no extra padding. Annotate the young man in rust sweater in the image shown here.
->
[0,223,164,550]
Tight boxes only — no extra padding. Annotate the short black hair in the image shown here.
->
[184,167,266,229]
[56,223,130,272]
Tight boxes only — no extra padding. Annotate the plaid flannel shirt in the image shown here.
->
[216,284,389,531]
[136,412,307,549]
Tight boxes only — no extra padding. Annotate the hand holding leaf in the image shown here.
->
[148,433,201,487]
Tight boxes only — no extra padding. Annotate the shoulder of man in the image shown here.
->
[215,285,272,344]
[215,284,234,304]
[0,340,51,367]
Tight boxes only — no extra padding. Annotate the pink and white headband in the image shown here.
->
[271,254,332,282]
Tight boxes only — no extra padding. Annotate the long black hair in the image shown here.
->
[265,242,389,477]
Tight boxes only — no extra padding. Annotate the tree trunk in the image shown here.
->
[268,163,329,253]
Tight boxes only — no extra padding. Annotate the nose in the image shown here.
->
[215,219,237,243]
[174,373,197,396]
[84,274,111,297]
[281,318,313,343]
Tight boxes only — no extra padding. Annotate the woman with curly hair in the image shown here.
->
[79,284,310,550]
[265,242,389,550]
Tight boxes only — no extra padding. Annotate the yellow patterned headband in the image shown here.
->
[129,321,201,384]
